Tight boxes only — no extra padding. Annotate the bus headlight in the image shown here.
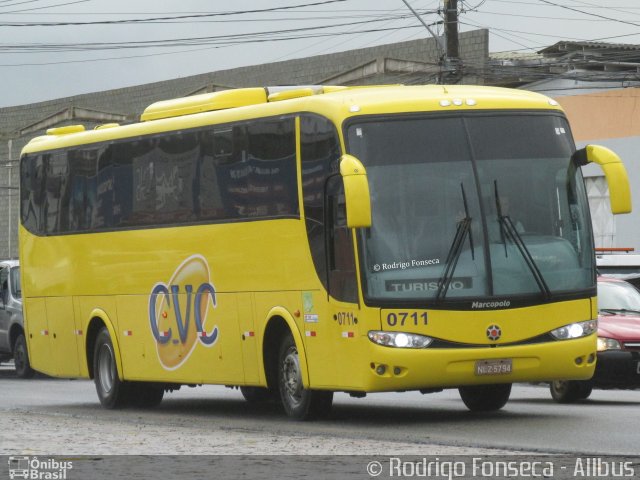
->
[597,337,621,352]
[550,320,597,340]
[368,331,433,348]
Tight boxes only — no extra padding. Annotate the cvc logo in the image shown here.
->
[148,255,219,370]
[149,283,218,345]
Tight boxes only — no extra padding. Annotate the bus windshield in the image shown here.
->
[347,113,594,305]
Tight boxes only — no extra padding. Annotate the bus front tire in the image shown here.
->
[458,383,511,412]
[277,333,333,420]
[13,333,35,379]
[550,380,592,403]
[93,327,130,409]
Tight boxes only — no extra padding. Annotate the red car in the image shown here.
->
[550,277,640,403]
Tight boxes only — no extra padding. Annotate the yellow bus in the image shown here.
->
[19,85,631,419]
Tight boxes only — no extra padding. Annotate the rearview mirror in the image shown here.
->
[573,145,632,215]
[339,154,372,228]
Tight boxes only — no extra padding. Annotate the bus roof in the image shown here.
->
[22,84,564,155]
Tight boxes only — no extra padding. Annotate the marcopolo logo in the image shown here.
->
[8,457,72,480]
[149,254,219,370]
[471,300,511,309]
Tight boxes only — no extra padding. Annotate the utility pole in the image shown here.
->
[400,0,447,82]
[444,0,459,61]
[401,0,462,83]
[7,139,13,259]
[443,0,462,82]
[401,0,446,57]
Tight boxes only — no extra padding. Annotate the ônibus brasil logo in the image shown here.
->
[148,255,219,370]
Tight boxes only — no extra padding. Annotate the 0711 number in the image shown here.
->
[386,312,428,327]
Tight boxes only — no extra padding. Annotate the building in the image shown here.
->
[514,42,640,252]
[3,33,639,259]
[0,30,490,259]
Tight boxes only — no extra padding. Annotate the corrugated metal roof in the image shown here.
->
[490,51,543,61]
[539,41,640,55]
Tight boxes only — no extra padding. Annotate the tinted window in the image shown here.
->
[348,113,592,306]
[20,116,298,235]
[20,154,46,233]
[300,114,341,290]
[69,147,99,231]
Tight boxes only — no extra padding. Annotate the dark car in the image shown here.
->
[550,277,640,402]
[0,260,34,378]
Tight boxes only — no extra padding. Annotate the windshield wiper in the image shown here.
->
[494,181,551,299]
[436,184,474,301]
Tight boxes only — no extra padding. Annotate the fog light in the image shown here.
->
[575,356,583,365]
[376,365,386,375]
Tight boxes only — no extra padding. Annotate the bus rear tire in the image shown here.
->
[13,333,35,379]
[277,333,333,420]
[93,327,130,409]
[459,383,511,412]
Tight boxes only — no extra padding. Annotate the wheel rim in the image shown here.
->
[552,381,568,396]
[281,346,303,407]
[97,343,115,395]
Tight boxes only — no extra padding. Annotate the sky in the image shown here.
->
[1,0,640,107]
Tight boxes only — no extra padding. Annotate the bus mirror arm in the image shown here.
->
[339,155,372,228]
[573,145,632,215]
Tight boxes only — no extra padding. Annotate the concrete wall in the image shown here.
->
[0,30,489,259]
[7,32,636,271]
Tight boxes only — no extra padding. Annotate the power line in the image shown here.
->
[537,0,640,28]
[0,0,91,14]
[0,0,350,26]
[490,0,640,8]
[0,24,434,66]
[0,15,429,54]
[470,9,612,22]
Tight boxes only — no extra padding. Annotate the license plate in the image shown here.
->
[475,359,512,376]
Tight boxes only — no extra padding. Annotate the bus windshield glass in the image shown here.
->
[347,113,594,304]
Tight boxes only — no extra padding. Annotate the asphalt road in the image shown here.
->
[1,363,639,457]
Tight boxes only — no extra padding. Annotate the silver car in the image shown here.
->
[0,259,34,378]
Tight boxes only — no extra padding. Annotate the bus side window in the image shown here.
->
[326,176,358,303]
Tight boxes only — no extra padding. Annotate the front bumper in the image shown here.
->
[361,334,597,392]
[592,350,640,389]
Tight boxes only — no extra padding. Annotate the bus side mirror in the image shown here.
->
[574,145,632,215]
[339,154,372,228]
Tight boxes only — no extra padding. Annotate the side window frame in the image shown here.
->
[325,176,358,304]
